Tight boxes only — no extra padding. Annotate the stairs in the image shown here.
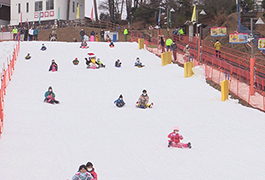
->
[240,12,258,32]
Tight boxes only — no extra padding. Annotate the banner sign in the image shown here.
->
[258,38,265,50]
[229,33,248,44]
[210,27,227,37]
[34,11,54,18]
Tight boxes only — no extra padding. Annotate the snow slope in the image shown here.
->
[0,41,265,180]
[0,41,16,68]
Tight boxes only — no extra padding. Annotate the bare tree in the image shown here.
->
[126,0,132,19]
[94,0,99,21]
[120,0,125,20]
[109,0,115,21]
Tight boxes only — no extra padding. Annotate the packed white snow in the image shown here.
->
[0,41,265,180]
[0,41,16,69]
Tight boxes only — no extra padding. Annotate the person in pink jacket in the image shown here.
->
[49,59,58,72]
[167,126,191,148]
[86,162,98,180]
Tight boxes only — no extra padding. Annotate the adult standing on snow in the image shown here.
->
[172,42,177,62]
[12,26,18,40]
[160,36,165,53]
[33,27,39,40]
[100,29,104,41]
[165,38,173,52]
[80,29,85,42]
[28,27,34,41]
[124,27,128,42]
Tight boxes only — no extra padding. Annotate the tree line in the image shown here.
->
[98,0,247,27]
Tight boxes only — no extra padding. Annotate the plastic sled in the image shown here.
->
[116,102,125,108]
[168,140,191,148]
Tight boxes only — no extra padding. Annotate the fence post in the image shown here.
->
[250,57,255,95]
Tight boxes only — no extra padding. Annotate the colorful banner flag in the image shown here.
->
[158,8,161,24]
[57,7,60,21]
[169,10,171,23]
[258,38,265,50]
[39,11,41,24]
[20,12,22,25]
[191,5,196,22]
[211,27,227,37]
[229,33,248,44]
[76,4,80,19]
[91,6,93,21]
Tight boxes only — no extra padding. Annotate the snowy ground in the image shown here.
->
[0,41,16,69]
[0,41,265,180]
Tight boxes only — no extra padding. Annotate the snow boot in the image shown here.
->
[168,141,172,147]
[188,142,191,149]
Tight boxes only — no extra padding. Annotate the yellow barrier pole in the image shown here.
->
[184,61,194,78]
[161,51,172,66]
[221,80,229,101]
[138,38,144,49]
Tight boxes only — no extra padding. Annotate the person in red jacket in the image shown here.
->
[86,162,98,180]
[167,126,191,148]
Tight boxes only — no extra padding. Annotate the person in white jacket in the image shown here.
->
[28,27,34,41]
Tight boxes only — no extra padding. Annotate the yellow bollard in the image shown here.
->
[221,80,229,101]
[184,61,194,77]
[138,38,144,49]
[161,51,172,66]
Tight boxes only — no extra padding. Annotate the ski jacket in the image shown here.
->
[160,37,165,47]
[214,41,222,50]
[166,38,173,47]
[29,28,34,36]
[115,61,121,67]
[44,91,55,98]
[33,28,39,35]
[135,62,143,67]
[89,168,98,180]
[100,30,104,37]
[168,132,183,144]
[80,30,85,37]
[114,98,125,104]
[49,63,58,71]
[124,28,128,35]
[172,43,177,51]
[72,172,93,180]
[41,46,47,51]
[138,94,149,104]
[12,28,18,34]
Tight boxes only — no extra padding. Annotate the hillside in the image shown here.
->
[0,41,265,179]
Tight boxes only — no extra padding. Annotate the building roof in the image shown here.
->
[0,0,10,6]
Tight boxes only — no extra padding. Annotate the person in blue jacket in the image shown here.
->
[114,94,125,107]
[40,43,47,51]
[115,59,122,67]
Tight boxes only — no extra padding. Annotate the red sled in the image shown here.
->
[168,140,191,149]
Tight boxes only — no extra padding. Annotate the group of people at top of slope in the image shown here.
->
[72,162,98,180]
